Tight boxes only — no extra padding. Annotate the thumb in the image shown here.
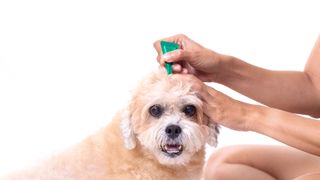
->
[161,49,189,64]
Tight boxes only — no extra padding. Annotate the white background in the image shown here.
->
[0,0,319,175]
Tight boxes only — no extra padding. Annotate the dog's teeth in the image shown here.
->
[162,144,183,154]
[166,149,179,153]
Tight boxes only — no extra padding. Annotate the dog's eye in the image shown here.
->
[182,105,196,117]
[149,104,163,118]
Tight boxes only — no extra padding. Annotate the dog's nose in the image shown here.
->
[165,125,182,139]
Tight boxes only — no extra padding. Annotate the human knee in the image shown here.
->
[204,146,242,180]
[204,161,233,180]
[206,145,244,166]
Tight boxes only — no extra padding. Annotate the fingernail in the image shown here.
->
[162,53,171,60]
[160,58,165,65]
[163,52,177,62]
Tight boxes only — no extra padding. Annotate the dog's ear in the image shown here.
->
[206,118,220,147]
[207,121,220,147]
[120,109,136,150]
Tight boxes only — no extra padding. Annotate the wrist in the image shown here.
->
[210,53,235,83]
[242,103,269,132]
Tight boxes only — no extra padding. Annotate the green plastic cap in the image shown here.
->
[160,41,180,75]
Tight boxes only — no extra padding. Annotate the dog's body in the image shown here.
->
[4,70,219,180]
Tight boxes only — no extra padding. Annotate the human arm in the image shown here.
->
[154,34,320,117]
[188,76,320,156]
[253,104,320,157]
[212,41,320,117]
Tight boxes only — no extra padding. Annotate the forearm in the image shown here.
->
[247,105,320,156]
[204,83,320,156]
[214,56,320,117]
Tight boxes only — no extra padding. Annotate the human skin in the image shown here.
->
[153,34,320,179]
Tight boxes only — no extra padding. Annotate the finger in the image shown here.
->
[163,34,189,45]
[181,68,189,74]
[162,49,186,63]
[156,55,162,64]
[153,34,188,54]
[153,36,179,55]
[153,40,162,55]
[159,57,166,65]
[172,64,182,72]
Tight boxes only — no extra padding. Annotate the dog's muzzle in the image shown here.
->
[160,124,183,158]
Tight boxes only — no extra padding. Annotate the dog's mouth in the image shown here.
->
[160,144,183,157]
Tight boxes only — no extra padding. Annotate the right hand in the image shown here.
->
[153,34,225,82]
[174,74,254,131]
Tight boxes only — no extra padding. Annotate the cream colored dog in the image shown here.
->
[4,69,219,180]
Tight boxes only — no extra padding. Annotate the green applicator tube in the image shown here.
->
[160,41,180,75]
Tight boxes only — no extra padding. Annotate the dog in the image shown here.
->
[4,69,219,180]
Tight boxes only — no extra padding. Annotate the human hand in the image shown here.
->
[176,74,255,131]
[154,34,227,82]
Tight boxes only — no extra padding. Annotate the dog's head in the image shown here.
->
[121,69,219,166]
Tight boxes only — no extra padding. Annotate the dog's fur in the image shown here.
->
[4,69,219,180]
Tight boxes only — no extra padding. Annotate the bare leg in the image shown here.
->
[293,173,320,180]
[204,145,320,180]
